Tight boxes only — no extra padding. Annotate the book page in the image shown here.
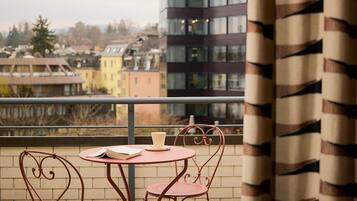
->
[87,148,107,157]
[108,146,142,155]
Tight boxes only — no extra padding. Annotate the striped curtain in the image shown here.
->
[243,0,356,200]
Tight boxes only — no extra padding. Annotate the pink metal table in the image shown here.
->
[79,145,196,201]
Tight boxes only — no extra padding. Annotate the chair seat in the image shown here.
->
[146,182,208,197]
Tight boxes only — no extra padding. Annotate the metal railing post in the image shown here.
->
[127,104,135,200]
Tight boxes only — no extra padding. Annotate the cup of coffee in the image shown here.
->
[151,132,166,149]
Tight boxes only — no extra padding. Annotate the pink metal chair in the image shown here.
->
[145,124,225,201]
[19,150,85,201]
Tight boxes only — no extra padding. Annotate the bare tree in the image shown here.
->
[64,104,117,136]
[0,104,62,136]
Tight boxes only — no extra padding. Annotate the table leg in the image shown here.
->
[106,163,128,201]
[118,164,132,201]
[158,159,189,201]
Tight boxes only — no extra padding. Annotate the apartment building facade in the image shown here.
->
[0,58,85,135]
[100,44,128,97]
[160,0,247,123]
[68,53,102,94]
[121,35,163,123]
[100,44,128,120]
[0,58,83,97]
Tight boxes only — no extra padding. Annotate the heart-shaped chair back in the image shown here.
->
[19,151,84,201]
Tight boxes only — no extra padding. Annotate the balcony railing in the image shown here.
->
[0,96,244,200]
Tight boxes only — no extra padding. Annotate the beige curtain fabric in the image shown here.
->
[243,0,356,200]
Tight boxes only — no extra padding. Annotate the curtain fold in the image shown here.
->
[243,0,356,200]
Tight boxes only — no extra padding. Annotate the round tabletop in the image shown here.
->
[79,145,196,165]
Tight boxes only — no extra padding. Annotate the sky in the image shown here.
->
[0,0,159,32]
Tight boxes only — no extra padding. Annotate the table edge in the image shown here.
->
[79,145,196,165]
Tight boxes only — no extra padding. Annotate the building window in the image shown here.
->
[167,0,186,7]
[188,104,208,116]
[188,18,209,35]
[211,46,227,62]
[228,15,246,33]
[228,74,245,91]
[210,0,227,7]
[210,103,226,118]
[210,73,227,90]
[228,0,246,4]
[14,65,30,73]
[168,104,186,116]
[32,65,47,73]
[166,46,186,62]
[134,77,138,85]
[227,45,246,62]
[188,47,208,62]
[168,73,186,89]
[111,74,114,81]
[167,19,186,35]
[0,65,11,73]
[71,84,76,95]
[228,103,244,120]
[188,0,208,7]
[187,73,208,89]
[210,17,227,35]
[64,85,70,96]
[103,61,107,68]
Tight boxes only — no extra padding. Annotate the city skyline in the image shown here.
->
[0,0,159,32]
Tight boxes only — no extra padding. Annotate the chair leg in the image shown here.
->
[206,193,209,201]
[144,191,148,201]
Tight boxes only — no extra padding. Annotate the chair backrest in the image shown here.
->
[173,124,225,189]
[19,151,84,201]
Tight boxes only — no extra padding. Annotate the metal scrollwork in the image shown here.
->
[19,151,84,201]
[174,124,225,189]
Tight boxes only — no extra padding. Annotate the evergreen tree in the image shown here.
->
[6,26,21,47]
[30,16,56,57]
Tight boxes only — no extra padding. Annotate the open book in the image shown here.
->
[88,146,143,160]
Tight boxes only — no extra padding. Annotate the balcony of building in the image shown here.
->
[0,97,243,201]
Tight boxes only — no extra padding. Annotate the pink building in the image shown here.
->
[121,35,165,123]
[122,70,162,123]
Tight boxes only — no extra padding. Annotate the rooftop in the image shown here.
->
[0,58,83,85]
[0,57,70,66]
[101,44,128,57]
